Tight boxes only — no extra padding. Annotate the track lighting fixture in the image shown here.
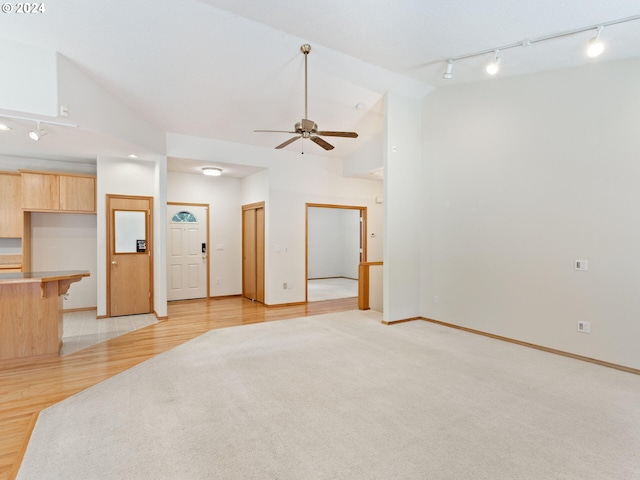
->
[486,50,501,75]
[443,60,454,79]
[439,14,640,81]
[587,26,605,58]
[29,122,47,141]
[202,167,222,176]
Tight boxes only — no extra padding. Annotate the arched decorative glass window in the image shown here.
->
[171,211,197,223]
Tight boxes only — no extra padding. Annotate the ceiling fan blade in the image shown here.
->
[315,131,359,138]
[275,136,301,149]
[310,136,334,150]
[255,129,297,134]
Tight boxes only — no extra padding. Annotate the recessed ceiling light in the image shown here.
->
[0,124,11,131]
[202,167,222,176]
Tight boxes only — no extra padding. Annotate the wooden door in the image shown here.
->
[167,204,209,301]
[107,195,153,317]
[242,202,264,302]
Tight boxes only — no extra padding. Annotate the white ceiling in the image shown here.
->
[1,0,639,169]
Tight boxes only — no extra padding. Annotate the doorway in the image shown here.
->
[306,204,366,302]
[242,202,265,303]
[167,203,209,301]
[106,194,153,317]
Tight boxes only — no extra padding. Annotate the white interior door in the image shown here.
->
[167,205,208,301]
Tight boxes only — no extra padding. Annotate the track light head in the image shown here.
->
[486,50,501,75]
[29,122,47,141]
[587,26,605,57]
[443,60,454,79]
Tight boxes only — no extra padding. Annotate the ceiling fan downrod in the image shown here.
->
[301,44,311,121]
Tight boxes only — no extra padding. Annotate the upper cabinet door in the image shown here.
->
[22,172,60,211]
[21,171,96,213]
[60,175,96,212]
[0,173,23,237]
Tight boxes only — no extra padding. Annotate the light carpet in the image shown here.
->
[18,310,640,479]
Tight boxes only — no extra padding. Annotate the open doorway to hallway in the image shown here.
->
[306,204,366,302]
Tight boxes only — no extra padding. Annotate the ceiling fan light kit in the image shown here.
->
[255,44,358,152]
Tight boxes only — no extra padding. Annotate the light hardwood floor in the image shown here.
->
[0,296,358,480]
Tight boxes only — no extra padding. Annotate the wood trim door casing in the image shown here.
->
[106,194,154,318]
[242,202,265,303]
[305,203,367,303]
[167,202,211,298]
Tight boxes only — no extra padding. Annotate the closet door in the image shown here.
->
[242,202,264,302]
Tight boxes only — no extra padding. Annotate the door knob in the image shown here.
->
[111,261,118,265]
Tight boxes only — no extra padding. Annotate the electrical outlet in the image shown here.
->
[63,293,70,300]
[577,321,591,333]
[283,282,287,290]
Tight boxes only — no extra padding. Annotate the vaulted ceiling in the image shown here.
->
[1,0,639,165]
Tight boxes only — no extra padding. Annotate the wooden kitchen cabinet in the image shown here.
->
[21,172,60,210]
[0,172,23,237]
[60,175,96,212]
[21,171,96,213]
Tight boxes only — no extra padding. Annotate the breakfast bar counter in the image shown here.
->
[0,270,89,364]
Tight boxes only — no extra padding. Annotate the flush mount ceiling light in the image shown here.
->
[486,50,501,75]
[439,14,640,80]
[29,121,47,141]
[442,60,454,79]
[0,123,11,131]
[587,26,605,57]
[202,167,222,176]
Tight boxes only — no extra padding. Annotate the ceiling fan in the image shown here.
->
[255,44,358,151]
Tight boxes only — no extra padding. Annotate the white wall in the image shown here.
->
[0,39,58,116]
[30,213,97,309]
[342,132,383,178]
[308,207,360,279]
[421,57,640,370]
[97,156,166,317]
[167,171,243,296]
[383,92,422,322]
[57,55,166,154]
[0,155,96,175]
